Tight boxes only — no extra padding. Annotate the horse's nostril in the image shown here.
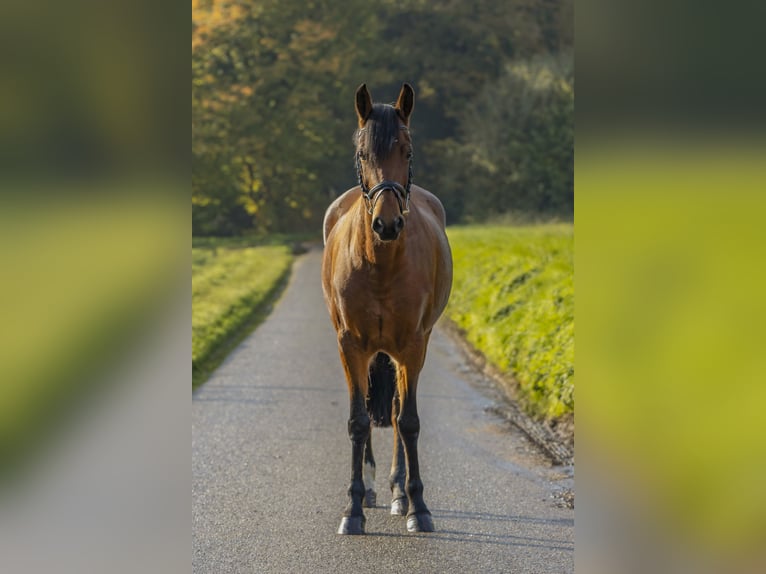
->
[372,217,385,234]
[394,216,405,232]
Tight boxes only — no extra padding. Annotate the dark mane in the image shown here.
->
[353,103,401,167]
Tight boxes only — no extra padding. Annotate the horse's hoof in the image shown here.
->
[337,515,366,535]
[390,497,408,516]
[363,489,377,508]
[407,512,434,533]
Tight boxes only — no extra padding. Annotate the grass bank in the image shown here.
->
[192,238,295,387]
[445,224,574,423]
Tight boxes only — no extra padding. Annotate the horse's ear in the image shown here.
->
[355,83,373,127]
[395,83,415,124]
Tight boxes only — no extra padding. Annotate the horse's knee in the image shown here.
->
[406,477,424,499]
[397,413,419,438]
[348,413,371,442]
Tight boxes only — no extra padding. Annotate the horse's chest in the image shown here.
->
[339,274,424,334]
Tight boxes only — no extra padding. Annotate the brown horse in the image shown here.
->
[321,83,453,535]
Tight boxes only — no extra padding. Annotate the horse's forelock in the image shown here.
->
[353,104,401,166]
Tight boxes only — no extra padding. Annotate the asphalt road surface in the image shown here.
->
[192,249,574,573]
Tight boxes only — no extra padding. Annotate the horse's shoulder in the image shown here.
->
[413,186,447,228]
[323,187,361,245]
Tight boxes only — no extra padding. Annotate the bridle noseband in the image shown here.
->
[356,126,413,216]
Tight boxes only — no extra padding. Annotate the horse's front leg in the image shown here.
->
[397,337,434,533]
[337,335,371,535]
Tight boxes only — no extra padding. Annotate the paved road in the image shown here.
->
[192,249,574,573]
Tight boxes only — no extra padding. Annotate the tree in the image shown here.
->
[192,0,574,234]
[435,53,574,221]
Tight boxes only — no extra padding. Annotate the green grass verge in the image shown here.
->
[445,224,574,421]
[578,144,766,556]
[192,239,294,387]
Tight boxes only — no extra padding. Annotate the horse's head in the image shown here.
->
[353,83,415,242]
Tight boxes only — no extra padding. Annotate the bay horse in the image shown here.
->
[321,83,453,535]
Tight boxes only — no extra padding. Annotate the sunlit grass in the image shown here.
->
[446,224,574,421]
[192,241,292,386]
[577,140,766,559]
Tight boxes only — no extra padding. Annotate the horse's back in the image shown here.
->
[323,187,360,245]
[410,185,447,230]
[402,186,452,325]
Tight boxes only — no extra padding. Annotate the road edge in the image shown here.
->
[438,318,574,467]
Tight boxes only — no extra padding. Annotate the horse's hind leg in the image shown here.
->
[336,338,371,535]
[389,389,408,516]
[363,433,376,507]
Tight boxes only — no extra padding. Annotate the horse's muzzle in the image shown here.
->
[372,215,405,241]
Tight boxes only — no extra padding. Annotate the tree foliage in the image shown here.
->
[192,0,573,235]
[434,53,574,221]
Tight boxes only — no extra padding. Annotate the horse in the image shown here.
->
[321,83,453,535]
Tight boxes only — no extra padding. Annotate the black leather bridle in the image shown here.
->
[355,126,413,216]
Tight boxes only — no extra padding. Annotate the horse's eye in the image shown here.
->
[406,150,413,159]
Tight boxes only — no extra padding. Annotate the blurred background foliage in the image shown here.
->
[192,0,573,235]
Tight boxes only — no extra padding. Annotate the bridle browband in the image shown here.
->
[355,125,413,216]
